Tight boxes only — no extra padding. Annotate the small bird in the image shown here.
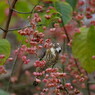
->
[33,43,61,86]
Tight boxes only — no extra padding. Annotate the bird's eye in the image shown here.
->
[56,47,61,53]
[59,49,61,53]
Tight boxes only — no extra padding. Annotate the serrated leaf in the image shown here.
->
[72,26,95,73]
[66,0,78,10]
[0,39,11,65]
[0,89,9,95]
[54,1,73,25]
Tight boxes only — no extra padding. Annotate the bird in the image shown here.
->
[33,43,61,86]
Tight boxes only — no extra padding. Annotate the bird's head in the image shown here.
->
[52,43,61,54]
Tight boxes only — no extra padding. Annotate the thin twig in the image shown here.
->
[0,24,44,32]
[8,0,39,14]
[74,59,81,74]
[0,27,6,32]
[61,18,70,43]
[86,82,91,95]
[8,24,44,31]
[12,9,35,14]
[64,87,70,95]
[6,57,18,91]
[86,72,91,95]
[3,0,18,38]
[9,26,32,31]
[61,19,81,74]
[29,1,40,19]
[6,45,21,91]
[61,43,70,95]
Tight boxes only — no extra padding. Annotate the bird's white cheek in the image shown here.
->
[50,48,56,56]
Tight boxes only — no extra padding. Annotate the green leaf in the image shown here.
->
[29,0,39,5]
[13,31,27,44]
[54,1,73,25]
[0,89,9,95]
[0,30,3,39]
[43,0,58,2]
[15,1,32,18]
[66,0,78,10]
[0,39,11,65]
[13,31,30,47]
[37,9,58,32]
[0,1,8,24]
[72,26,95,73]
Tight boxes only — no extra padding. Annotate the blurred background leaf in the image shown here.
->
[0,1,8,24]
[29,0,39,5]
[0,89,9,95]
[15,1,33,19]
[0,39,11,65]
[66,0,78,10]
[13,31,27,45]
[54,1,73,25]
[72,26,95,73]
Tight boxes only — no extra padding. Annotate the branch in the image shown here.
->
[86,72,91,95]
[0,27,6,32]
[8,0,39,14]
[8,24,44,31]
[74,59,81,74]
[61,19,82,74]
[61,19,70,43]
[6,44,21,91]
[12,5,36,14]
[12,9,35,14]
[3,0,18,38]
